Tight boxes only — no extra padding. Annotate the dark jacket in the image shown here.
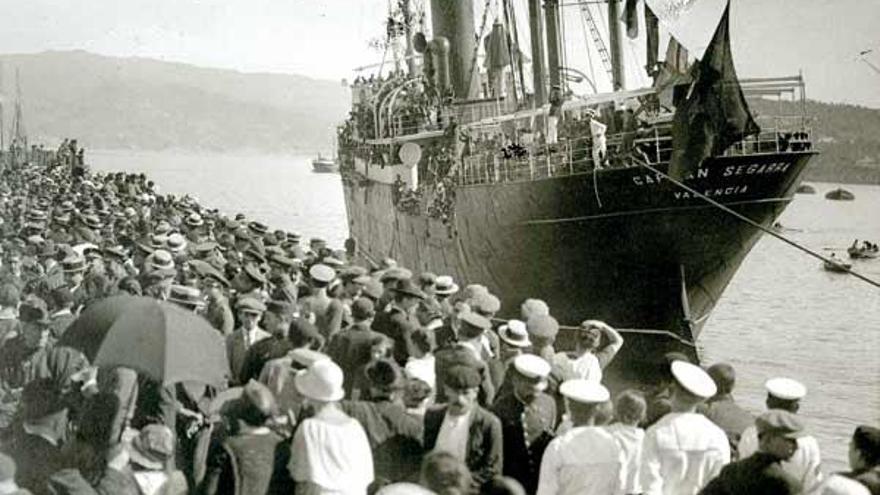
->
[699,452,802,495]
[699,394,755,458]
[203,430,293,495]
[423,405,503,490]
[491,391,557,494]
[342,399,424,482]
[372,304,417,366]
[327,322,386,395]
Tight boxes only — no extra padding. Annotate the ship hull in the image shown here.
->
[342,151,815,386]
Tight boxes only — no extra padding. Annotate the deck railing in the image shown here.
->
[454,117,812,186]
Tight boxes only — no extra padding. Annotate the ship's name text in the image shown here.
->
[631,161,790,186]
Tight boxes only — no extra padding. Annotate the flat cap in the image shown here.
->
[236,297,266,314]
[380,267,413,282]
[765,377,807,401]
[756,410,805,438]
[459,311,491,331]
[444,365,482,390]
[671,361,717,399]
[559,379,610,404]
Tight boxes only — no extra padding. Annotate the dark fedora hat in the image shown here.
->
[391,279,426,300]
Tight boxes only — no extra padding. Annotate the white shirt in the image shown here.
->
[537,425,625,495]
[553,352,603,383]
[433,410,472,463]
[639,412,730,495]
[607,423,645,494]
[590,119,608,152]
[289,414,374,494]
[739,424,824,493]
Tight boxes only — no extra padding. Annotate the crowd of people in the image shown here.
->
[0,144,876,495]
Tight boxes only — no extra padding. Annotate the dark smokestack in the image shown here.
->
[429,0,478,99]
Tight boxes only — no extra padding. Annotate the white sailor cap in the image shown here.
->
[765,377,807,401]
[559,379,610,404]
[671,361,717,399]
[513,354,551,380]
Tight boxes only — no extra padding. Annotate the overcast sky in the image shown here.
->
[0,0,877,107]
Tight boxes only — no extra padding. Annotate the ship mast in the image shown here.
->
[527,0,548,106]
[607,0,626,89]
[544,0,563,92]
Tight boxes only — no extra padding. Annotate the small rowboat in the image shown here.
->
[825,188,855,201]
[823,259,852,273]
[848,246,879,259]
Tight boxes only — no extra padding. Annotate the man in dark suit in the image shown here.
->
[424,364,503,492]
[492,354,557,494]
[371,278,424,365]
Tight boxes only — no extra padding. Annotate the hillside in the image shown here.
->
[0,50,350,153]
[748,98,880,184]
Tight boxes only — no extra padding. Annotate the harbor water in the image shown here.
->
[89,149,880,472]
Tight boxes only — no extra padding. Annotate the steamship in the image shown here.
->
[336,0,816,387]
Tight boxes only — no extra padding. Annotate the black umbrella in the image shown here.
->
[59,295,229,386]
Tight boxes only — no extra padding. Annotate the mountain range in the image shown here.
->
[0,50,877,183]
[0,50,350,153]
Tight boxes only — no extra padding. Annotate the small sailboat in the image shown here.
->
[311,153,338,173]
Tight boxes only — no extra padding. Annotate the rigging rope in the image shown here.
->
[636,160,880,290]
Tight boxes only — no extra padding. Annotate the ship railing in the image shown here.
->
[725,115,813,156]
[454,114,811,186]
[456,131,676,186]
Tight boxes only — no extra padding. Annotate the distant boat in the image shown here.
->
[795,184,816,194]
[311,154,338,173]
[848,245,879,260]
[823,257,852,273]
[825,188,855,200]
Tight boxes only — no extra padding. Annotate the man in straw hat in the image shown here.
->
[737,377,823,492]
[552,319,623,384]
[700,410,805,495]
[288,359,374,494]
[536,379,623,495]
[639,360,730,495]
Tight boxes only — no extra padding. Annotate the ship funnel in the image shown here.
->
[429,0,478,99]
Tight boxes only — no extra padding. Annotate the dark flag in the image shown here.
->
[623,0,640,38]
[668,2,760,179]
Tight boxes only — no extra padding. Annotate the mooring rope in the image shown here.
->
[637,161,880,290]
